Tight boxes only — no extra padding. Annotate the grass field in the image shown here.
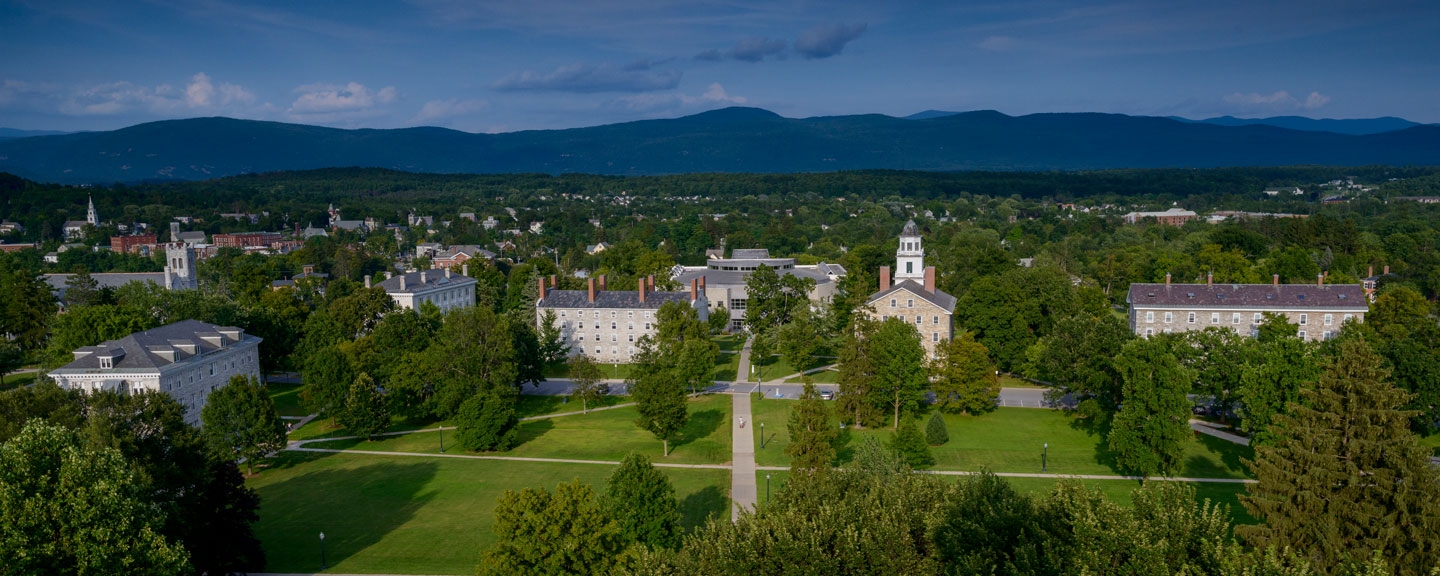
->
[1422,432,1440,457]
[713,334,744,352]
[713,349,740,382]
[749,397,1252,480]
[784,367,839,384]
[268,383,309,417]
[998,374,1044,389]
[0,371,39,391]
[307,394,732,465]
[248,452,728,575]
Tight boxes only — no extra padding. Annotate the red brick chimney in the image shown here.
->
[698,275,706,295]
[1273,274,1280,287]
[550,274,557,289]
[588,278,596,303]
[924,266,936,293]
[1317,273,1324,287]
[1369,265,1374,278]
[647,275,655,291]
[1384,265,1390,275]
[879,266,890,292]
[638,277,647,304]
[598,275,606,291]
[1165,273,1171,286]
[1207,271,1213,286]
[690,278,698,302]
[537,277,547,300]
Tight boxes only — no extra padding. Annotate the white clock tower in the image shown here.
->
[895,220,924,281]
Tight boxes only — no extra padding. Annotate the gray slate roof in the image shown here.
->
[867,279,957,312]
[1126,283,1367,309]
[538,289,701,310]
[376,269,477,294]
[53,319,257,372]
[44,273,167,300]
[730,248,771,259]
[673,266,833,287]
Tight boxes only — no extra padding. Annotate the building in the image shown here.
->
[271,264,330,290]
[110,233,158,255]
[47,320,262,426]
[1121,207,1197,226]
[586,242,611,255]
[0,242,37,253]
[86,194,100,227]
[671,248,846,332]
[432,245,495,269]
[862,220,957,358]
[482,216,499,230]
[213,231,283,248]
[42,242,197,302]
[302,223,328,239]
[536,275,709,363]
[372,267,477,312]
[0,220,24,234]
[1362,265,1394,302]
[1126,273,1367,342]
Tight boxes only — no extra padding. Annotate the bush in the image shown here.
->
[926,411,949,446]
[455,391,519,451]
[889,418,935,468]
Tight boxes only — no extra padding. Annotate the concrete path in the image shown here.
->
[736,336,753,384]
[1189,419,1251,446]
[730,393,757,521]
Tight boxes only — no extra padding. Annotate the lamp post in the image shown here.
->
[1042,443,1048,473]
[439,424,444,453]
[760,422,765,449]
[319,531,327,570]
[765,473,771,504]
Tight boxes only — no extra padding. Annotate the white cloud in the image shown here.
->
[412,98,489,125]
[288,82,398,115]
[184,73,256,108]
[977,35,1016,52]
[617,82,747,114]
[493,62,682,93]
[1303,91,1330,110]
[1222,90,1331,112]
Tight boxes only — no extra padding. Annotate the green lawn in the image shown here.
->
[712,349,740,382]
[307,394,732,465]
[515,394,626,418]
[268,383,310,417]
[1421,433,1440,457]
[248,451,728,575]
[753,354,832,382]
[998,374,1044,389]
[544,363,633,380]
[713,334,744,352]
[0,371,38,391]
[750,397,1252,480]
[783,367,839,384]
[753,470,1255,525]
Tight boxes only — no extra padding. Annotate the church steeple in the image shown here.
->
[895,219,924,280]
[85,194,99,227]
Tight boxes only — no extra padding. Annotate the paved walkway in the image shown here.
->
[1189,419,1251,446]
[730,393,757,521]
[735,336,753,384]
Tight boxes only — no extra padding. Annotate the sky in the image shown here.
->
[2,0,1438,133]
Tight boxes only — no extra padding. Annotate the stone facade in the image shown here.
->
[1126,276,1367,342]
[373,267,477,312]
[862,220,958,358]
[536,275,709,363]
[671,249,845,332]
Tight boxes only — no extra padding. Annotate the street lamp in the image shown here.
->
[1042,443,1048,473]
[760,422,765,449]
[765,473,771,504]
[319,531,327,570]
[439,424,444,453]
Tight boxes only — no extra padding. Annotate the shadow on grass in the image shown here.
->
[833,427,857,465]
[672,408,724,452]
[1186,434,1254,478]
[512,418,557,449]
[253,457,439,572]
[678,485,727,531]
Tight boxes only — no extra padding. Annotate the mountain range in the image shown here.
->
[1,108,1437,184]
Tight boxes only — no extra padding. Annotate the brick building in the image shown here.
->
[110,233,157,255]
[213,231,283,248]
[1121,207,1197,226]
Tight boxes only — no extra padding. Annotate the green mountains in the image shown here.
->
[1,107,1437,183]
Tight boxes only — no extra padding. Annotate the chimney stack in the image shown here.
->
[638,277,647,304]
[924,266,936,293]
[537,277,547,300]
[364,275,371,289]
[690,278,698,302]
[1165,273,1171,286]
[879,266,890,292]
[1273,274,1280,287]
[647,275,655,291]
[1384,265,1390,275]
[550,274,557,289]
[400,275,407,291]
[1369,265,1375,278]
[698,275,706,295]
[588,278,596,303]
[420,271,428,284]
[598,275,607,291]
[1207,271,1213,286]
[462,264,469,277]
[445,268,452,279]
[1317,273,1324,287]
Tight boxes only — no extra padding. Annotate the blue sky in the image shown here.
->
[2,0,1438,132]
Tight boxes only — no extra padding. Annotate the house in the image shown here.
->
[302,224,328,239]
[46,319,262,426]
[459,213,477,222]
[408,214,434,228]
[672,248,845,332]
[535,275,709,363]
[271,264,330,291]
[0,242,37,253]
[482,216,499,230]
[63,221,89,239]
[862,220,957,358]
[1263,187,1305,196]
[0,220,24,234]
[586,242,611,255]
[433,245,495,269]
[1126,273,1366,342]
[415,242,442,259]
[371,267,477,312]
[110,233,158,255]
[1362,265,1394,302]
[1121,208,1197,226]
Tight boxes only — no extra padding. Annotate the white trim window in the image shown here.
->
[1164,312,1173,323]
[1144,328,1154,336]
[1210,312,1220,324]
[1324,314,1333,326]
[1299,314,1308,326]
[1187,312,1197,324]
[1253,313,1263,323]
[1298,330,1307,339]
[1232,313,1241,324]
[1145,311,1155,323]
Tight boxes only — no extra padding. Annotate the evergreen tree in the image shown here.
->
[868,318,927,429]
[455,390,519,452]
[340,372,389,440]
[836,315,882,427]
[889,418,934,468]
[538,309,571,369]
[567,354,609,413]
[1240,337,1440,574]
[1107,338,1193,478]
[925,411,949,445]
[480,480,629,576]
[605,453,681,549]
[201,375,288,475]
[786,382,837,475]
[931,331,999,415]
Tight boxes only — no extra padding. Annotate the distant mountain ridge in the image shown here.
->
[1173,115,1427,136]
[0,128,72,140]
[1,107,1437,184]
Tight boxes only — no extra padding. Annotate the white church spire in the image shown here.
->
[85,194,99,227]
[895,219,924,280]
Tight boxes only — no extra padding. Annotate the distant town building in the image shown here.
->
[47,320,262,426]
[672,248,845,332]
[482,216,499,230]
[433,245,495,269]
[1121,208,1197,226]
[302,223,328,239]
[372,267,477,312]
[0,242,37,253]
[862,220,956,358]
[213,231,283,249]
[1126,273,1366,342]
[42,242,197,302]
[110,233,158,255]
[1263,187,1305,196]
[271,264,329,291]
[536,275,709,363]
[586,242,611,255]
[415,242,442,259]
[1392,196,1440,204]
[0,220,24,234]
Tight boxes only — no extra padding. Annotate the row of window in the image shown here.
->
[879,313,944,326]
[415,286,471,308]
[1144,327,1335,340]
[562,321,653,331]
[1143,311,1350,326]
[557,309,655,320]
[572,332,646,343]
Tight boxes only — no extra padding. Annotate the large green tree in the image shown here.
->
[455,390,519,452]
[340,372,390,440]
[1107,338,1194,478]
[605,453,682,549]
[629,337,689,456]
[836,315,883,427]
[300,344,355,424]
[1239,335,1320,445]
[868,318,927,429]
[1240,337,1440,573]
[480,480,630,576]
[567,354,609,413]
[931,331,999,415]
[786,382,838,475]
[201,375,288,474]
[1024,312,1132,411]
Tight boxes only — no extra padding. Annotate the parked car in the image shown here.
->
[819,390,834,401]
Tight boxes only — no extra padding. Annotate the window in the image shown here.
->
[1145,311,1155,323]
[1232,313,1241,324]
[644,323,652,330]
[578,321,585,329]
[627,322,634,330]
[593,311,600,319]
[594,334,600,341]
[561,321,569,329]
[1164,312,1173,323]
[1211,313,1220,324]
[577,333,586,341]
[628,311,634,319]
[611,311,617,318]
[932,332,939,342]
[1145,328,1154,336]
[611,334,617,342]
[560,311,567,318]
[730,299,746,310]
[628,334,634,342]
[1344,314,1353,322]
[1187,312,1196,324]
[1298,330,1307,339]
[1299,314,1308,325]
[881,315,888,321]
[99,357,112,369]
[210,363,216,376]
[915,315,922,324]
[628,346,635,355]
[907,299,915,308]
[1324,314,1333,325]
[611,347,617,355]
[906,262,913,274]
[932,315,939,324]
[610,322,616,330]
[645,312,653,319]
[1323,331,1332,340]
[594,346,601,354]
[1253,313,1263,323]
[890,299,897,308]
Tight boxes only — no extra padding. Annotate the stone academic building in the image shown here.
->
[1126,273,1367,342]
[536,275,710,363]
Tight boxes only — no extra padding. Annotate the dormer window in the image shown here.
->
[99,357,112,369]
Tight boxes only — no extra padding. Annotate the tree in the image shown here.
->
[931,331,999,415]
[868,318,927,429]
[340,372,389,440]
[925,411,949,446]
[629,337,689,456]
[605,453,681,549]
[1239,337,1440,573]
[0,340,22,388]
[0,259,58,352]
[0,421,190,575]
[455,390,519,452]
[1239,336,1319,445]
[63,270,104,308]
[538,309,571,369]
[1174,327,1250,423]
[201,375,288,475]
[300,344,354,425]
[836,315,883,427]
[480,480,630,576]
[707,305,730,335]
[1024,312,1132,411]
[786,382,837,475]
[424,306,521,418]
[568,354,609,413]
[1106,338,1193,477]
[889,418,934,468]
[1256,311,1299,342]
